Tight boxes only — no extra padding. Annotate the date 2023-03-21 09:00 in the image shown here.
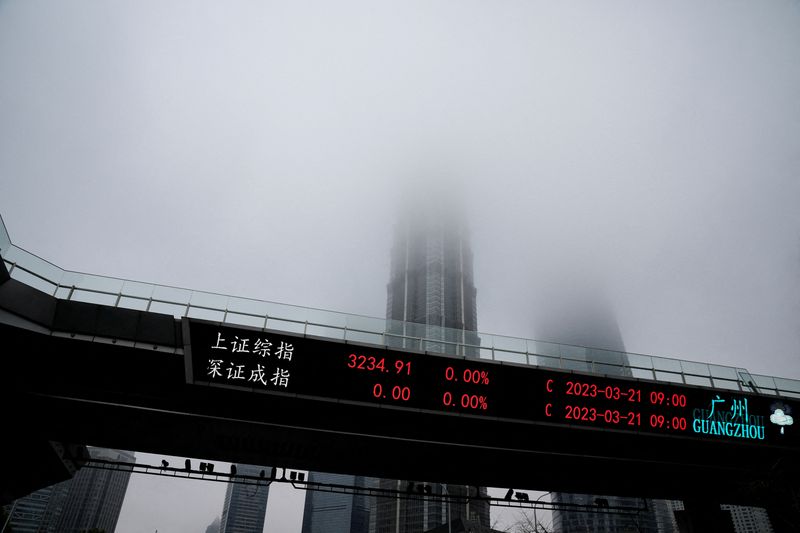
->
[184,318,797,449]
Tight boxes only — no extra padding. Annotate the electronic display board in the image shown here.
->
[183,319,797,448]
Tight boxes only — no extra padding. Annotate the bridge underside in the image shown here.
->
[2,275,798,513]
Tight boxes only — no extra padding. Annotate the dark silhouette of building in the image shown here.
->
[219,464,270,533]
[5,448,135,533]
[301,473,372,533]
[424,517,505,533]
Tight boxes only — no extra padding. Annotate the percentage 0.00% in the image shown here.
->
[444,366,490,385]
[443,392,489,410]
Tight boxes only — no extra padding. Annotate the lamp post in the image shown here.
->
[533,492,551,533]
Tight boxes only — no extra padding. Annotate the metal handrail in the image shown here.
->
[2,233,798,399]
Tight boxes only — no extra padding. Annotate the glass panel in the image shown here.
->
[0,214,10,255]
[10,268,57,295]
[70,289,118,306]
[627,353,653,370]
[527,340,561,358]
[54,287,72,299]
[654,371,684,384]
[737,370,760,393]
[712,379,741,391]
[189,291,228,310]
[562,359,590,372]
[473,348,491,361]
[265,318,305,334]
[588,349,626,368]
[560,344,586,361]
[306,308,347,329]
[404,321,427,342]
[681,361,711,376]
[383,333,406,349]
[631,368,655,380]
[59,271,87,288]
[226,312,265,329]
[0,246,25,264]
[117,296,150,311]
[148,301,187,317]
[265,302,308,323]
[462,331,482,350]
[492,335,526,353]
[151,285,192,305]
[534,355,561,369]
[593,362,627,376]
[226,297,271,318]
[774,378,800,395]
[708,365,738,380]
[346,315,386,334]
[121,280,154,299]
[8,249,64,285]
[187,307,226,322]
[473,334,493,349]
[751,375,777,392]
[73,274,124,294]
[345,330,384,345]
[422,340,448,354]
[684,375,712,387]
[306,324,345,340]
[493,350,527,364]
[652,357,682,372]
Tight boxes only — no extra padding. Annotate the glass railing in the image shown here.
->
[1,214,798,399]
[0,213,11,258]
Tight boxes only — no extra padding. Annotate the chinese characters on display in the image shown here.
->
[207,331,295,389]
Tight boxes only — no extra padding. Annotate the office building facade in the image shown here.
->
[301,473,372,533]
[385,203,479,356]
[374,203,489,533]
[6,447,136,533]
[52,447,135,533]
[220,464,270,533]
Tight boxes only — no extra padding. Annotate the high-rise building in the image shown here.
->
[219,464,270,533]
[385,201,479,356]
[721,504,775,532]
[374,200,489,533]
[6,448,136,533]
[206,515,221,533]
[669,501,774,533]
[301,473,372,533]
[51,448,135,533]
[3,486,54,533]
[533,280,666,533]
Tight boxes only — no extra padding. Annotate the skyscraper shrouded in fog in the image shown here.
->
[533,277,669,533]
[219,463,270,533]
[373,196,489,533]
[302,190,487,533]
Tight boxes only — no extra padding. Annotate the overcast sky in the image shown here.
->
[2,1,800,531]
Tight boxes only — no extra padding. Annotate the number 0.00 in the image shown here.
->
[392,386,411,401]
